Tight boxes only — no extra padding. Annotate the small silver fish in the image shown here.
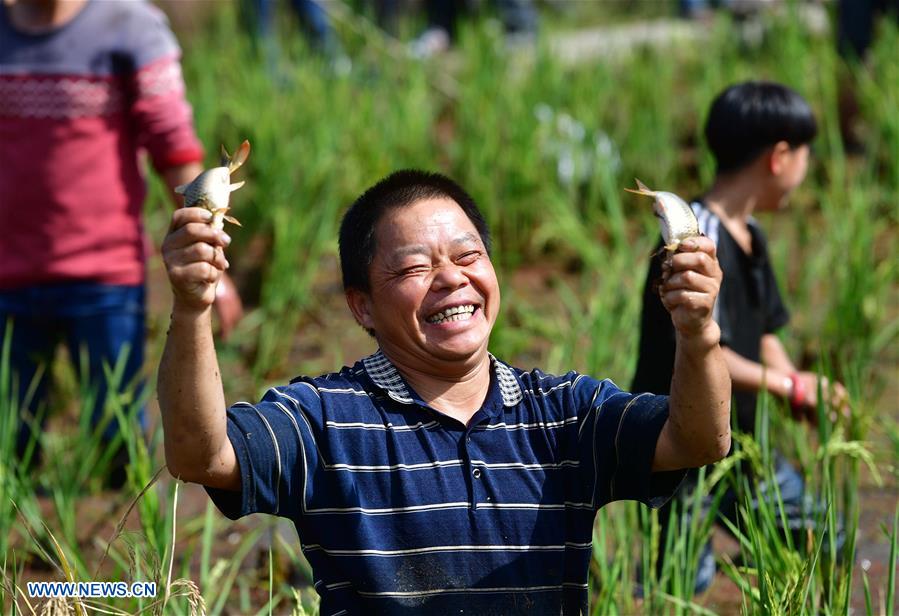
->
[625,178,700,253]
[175,140,250,231]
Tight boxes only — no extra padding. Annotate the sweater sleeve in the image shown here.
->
[125,3,203,170]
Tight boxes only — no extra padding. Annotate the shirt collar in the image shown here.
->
[361,349,523,407]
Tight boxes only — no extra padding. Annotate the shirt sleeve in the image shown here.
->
[573,377,685,510]
[123,3,204,170]
[205,385,320,521]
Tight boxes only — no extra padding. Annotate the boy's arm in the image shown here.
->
[760,333,796,375]
[724,345,792,398]
[652,238,732,471]
[723,343,849,422]
[157,207,240,490]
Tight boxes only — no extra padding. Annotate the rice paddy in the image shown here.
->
[2,2,897,614]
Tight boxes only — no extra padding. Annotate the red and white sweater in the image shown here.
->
[0,0,204,289]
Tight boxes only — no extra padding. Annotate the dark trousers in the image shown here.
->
[838,0,899,59]
[241,0,339,56]
[0,282,146,464]
[426,0,538,40]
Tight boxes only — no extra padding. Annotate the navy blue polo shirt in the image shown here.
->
[207,350,683,615]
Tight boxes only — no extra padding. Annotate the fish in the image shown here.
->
[175,140,250,231]
[625,178,700,253]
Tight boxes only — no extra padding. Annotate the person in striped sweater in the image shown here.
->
[0,0,243,487]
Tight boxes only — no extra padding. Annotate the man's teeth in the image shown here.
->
[427,305,476,324]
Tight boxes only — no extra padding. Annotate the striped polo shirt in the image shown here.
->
[208,350,683,615]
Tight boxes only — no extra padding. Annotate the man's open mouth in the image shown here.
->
[426,304,477,324]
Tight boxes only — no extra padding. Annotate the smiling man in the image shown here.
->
[158,170,731,614]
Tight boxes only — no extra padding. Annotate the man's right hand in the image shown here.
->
[158,206,239,490]
[162,207,232,311]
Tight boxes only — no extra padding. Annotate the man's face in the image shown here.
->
[347,197,499,367]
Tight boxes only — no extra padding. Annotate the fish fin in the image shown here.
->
[635,178,653,192]
[174,183,187,194]
[651,243,678,259]
[624,178,655,197]
[220,144,231,168]
[224,215,243,227]
[228,140,251,173]
[228,181,246,192]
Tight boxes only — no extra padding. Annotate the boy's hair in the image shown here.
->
[339,170,492,292]
[705,81,818,174]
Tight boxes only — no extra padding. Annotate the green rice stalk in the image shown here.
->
[885,504,898,616]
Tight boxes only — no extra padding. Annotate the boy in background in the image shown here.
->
[632,80,848,592]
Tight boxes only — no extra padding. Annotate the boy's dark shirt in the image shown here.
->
[631,201,790,433]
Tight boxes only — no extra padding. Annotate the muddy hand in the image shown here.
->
[162,207,232,312]
[659,236,722,341]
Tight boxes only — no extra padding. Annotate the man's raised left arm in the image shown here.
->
[651,237,731,471]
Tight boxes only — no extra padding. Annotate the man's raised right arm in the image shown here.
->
[158,207,240,490]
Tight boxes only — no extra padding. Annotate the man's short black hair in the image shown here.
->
[705,81,818,174]
[339,170,492,292]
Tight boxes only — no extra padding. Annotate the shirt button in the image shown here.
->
[466,436,472,444]
[472,468,482,479]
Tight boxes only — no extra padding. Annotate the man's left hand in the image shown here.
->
[659,236,722,341]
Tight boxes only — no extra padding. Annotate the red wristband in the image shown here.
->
[789,373,806,410]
